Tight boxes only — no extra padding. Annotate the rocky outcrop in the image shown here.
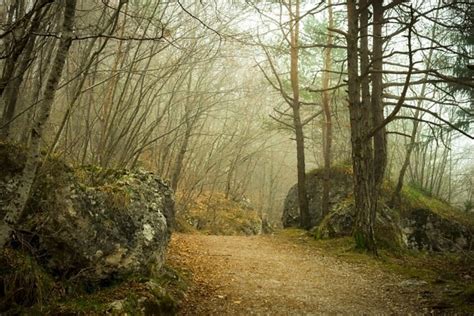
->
[0,147,174,283]
[282,167,353,228]
[315,202,404,249]
[283,167,474,252]
[401,208,472,252]
[317,204,473,251]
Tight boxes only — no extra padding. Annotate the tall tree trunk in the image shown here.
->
[47,3,123,157]
[390,109,421,205]
[289,0,310,229]
[321,0,334,217]
[427,140,437,193]
[0,1,26,98]
[347,0,377,254]
[435,137,450,197]
[0,0,77,248]
[369,0,386,243]
[96,5,128,166]
[419,141,427,187]
[19,41,54,145]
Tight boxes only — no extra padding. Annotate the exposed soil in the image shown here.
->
[168,233,425,315]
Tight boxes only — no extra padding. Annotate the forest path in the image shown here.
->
[168,232,423,315]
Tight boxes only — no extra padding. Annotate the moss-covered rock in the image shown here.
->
[282,166,353,228]
[314,199,354,239]
[401,208,472,251]
[22,266,186,315]
[0,143,175,285]
[314,201,404,250]
[284,167,473,252]
[0,143,180,314]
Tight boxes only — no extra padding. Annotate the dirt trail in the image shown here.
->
[168,233,423,315]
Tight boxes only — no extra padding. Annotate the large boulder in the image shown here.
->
[283,167,474,252]
[315,201,404,250]
[282,167,353,228]
[316,204,473,251]
[0,146,174,283]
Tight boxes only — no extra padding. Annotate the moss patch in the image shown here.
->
[0,243,187,315]
[17,265,187,315]
[176,192,262,235]
[74,165,128,187]
[399,184,474,228]
[307,163,353,178]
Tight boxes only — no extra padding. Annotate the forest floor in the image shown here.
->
[167,231,427,315]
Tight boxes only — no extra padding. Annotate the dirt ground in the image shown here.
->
[167,233,426,315]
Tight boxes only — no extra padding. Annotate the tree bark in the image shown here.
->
[289,0,310,229]
[368,0,386,246]
[321,0,334,218]
[371,0,387,191]
[0,0,77,248]
[346,0,377,254]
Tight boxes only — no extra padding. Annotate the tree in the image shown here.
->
[388,0,473,206]
[320,0,334,217]
[0,0,53,140]
[345,0,414,254]
[287,0,311,229]
[0,0,77,247]
[255,0,322,229]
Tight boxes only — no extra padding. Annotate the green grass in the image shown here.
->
[307,163,353,176]
[400,185,474,228]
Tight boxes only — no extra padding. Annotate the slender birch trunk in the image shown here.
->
[0,0,77,248]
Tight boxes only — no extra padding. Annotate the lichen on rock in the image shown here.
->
[0,143,175,285]
[401,208,472,251]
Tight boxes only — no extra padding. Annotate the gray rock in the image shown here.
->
[400,208,473,252]
[315,203,404,249]
[2,166,174,283]
[282,168,353,229]
[315,202,354,239]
